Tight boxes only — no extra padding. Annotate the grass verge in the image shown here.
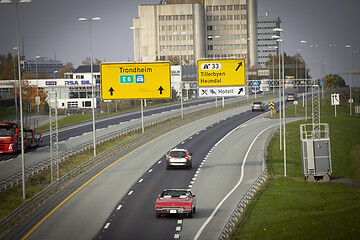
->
[230,96,360,239]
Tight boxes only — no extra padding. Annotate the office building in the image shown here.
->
[257,11,281,67]
[22,57,64,78]
[132,0,258,68]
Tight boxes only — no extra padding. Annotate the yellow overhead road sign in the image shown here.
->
[197,59,245,87]
[101,62,171,100]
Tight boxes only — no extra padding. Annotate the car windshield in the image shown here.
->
[253,102,262,105]
[161,190,191,199]
[170,151,186,158]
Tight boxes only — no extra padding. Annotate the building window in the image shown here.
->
[221,15,226,21]
[234,15,240,20]
[213,15,219,21]
[220,5,226,11]
[207,25,213,31]
[173,15,179,20]
[227,15,233,20]
[241,5,246,10]
[159,15,165,21]
[234,5,240,10]
[188,45,193,50]
[206,6,212,11]
[208,45,213,50]
[182,25,186,30]
[83,101,91,107]
[207,16,212,21]
[213,6,219,11]
[241,14,247,20]
[187,25,193,30]
[166,15,171,21]
[180,15,186,20]
[187,15,193,20]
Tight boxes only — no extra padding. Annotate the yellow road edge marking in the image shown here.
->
[22,106,241,239]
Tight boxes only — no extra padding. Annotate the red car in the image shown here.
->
[155,189,196,218]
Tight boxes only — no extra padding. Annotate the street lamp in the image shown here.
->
[12,47,18,121]
[79,16,101,157]
[274,27,287,177]
[35,55,40,114]
[130,26,146,62]
[272,35,282,151]
[173,32,186,118]
[329,44,336,74]
[346,44,353,116]
[301,40,308,120]
[1,0,31,199]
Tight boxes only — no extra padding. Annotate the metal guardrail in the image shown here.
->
[0,101,220,192]
[0,97,247,232]
[218,130,276,240]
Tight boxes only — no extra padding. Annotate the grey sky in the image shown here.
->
[1,0,359,86]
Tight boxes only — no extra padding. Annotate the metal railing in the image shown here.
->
[218,130,276,240]
[0,97,247,232]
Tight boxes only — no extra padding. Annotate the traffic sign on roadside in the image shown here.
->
[331,94,340,105]
[101,62,171,100]
[253,80,258,87]
[197,59,245,87]
[269,102,274,110]
[199,86,245,97]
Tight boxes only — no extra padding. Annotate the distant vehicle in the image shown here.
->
[286,93,297,101]
[0,122,41,154]
[251,101,265,111]
[251,87,261,94]
[260,80,270,92]
[155,189,196,218]
[166,148,192,169]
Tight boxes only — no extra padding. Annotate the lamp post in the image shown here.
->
[1,0,31,199]
[35,55,40,114]
[329,44,336,74]
[12,47,19,122]
[79,17,100,157]
[301,40,308,120]
[130,26,146,62]
[274,27,286,177]
[346,45,353,116]
[173,32,186,118]
[130,26,146,131]
[272,35,282,151]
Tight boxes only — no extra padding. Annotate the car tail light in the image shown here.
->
[167,153,171,160]
[184,206,191,209]
[155,206,163,210]
[185,152,189,160]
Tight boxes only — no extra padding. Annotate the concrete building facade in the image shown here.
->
[133,0,258,67]
[257,11,281,67]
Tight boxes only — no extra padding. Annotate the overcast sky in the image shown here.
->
[0,0,359,86]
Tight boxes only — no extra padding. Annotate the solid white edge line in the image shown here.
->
[104,223,110,229]
[139,179,143,183]
[194,124,276,240]
[128,191,133,195]
[117,205,122,210]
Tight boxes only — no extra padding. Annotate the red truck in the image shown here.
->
[0,122,41,154]
[155,189,196,218]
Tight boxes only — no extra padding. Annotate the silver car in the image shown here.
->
[166,148,192,169]
[251,101,265,111]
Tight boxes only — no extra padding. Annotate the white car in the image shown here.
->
[166,148,192,169]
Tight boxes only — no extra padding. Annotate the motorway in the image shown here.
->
[0,97,245,181]
[2,98,287,240]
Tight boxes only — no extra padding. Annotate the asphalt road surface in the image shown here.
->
[2,100,289,240]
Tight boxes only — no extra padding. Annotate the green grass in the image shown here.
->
[230,95,360,240]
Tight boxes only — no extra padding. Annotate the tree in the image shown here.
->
[59,62,74,78]
[0,53,16,80]
[323,74,346,93]
[265,52,310,79]
[81,57,102,65]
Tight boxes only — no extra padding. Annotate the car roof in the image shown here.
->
[253,101,262,104]
[170,148,187,152]
[163,189,191,192]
